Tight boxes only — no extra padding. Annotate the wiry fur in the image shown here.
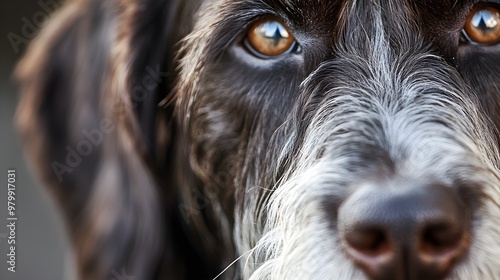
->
[16,0,500,279]
[238,4,500,279]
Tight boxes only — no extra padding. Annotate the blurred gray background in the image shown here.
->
[0,1,74,279]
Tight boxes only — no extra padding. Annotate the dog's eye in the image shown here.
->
[463,5,500,44]
[245,18,299,58]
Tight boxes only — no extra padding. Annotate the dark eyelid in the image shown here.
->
[477,0,500,5]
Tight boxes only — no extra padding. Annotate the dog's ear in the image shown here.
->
[16,0,180,279]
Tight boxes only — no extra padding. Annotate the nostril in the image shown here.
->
[342,227,395,280]
[346,228,390,256]
[421,223,463,254]
[418,220,469,277]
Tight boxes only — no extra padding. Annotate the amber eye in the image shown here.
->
[463,5,500,44]
[245,18,299,58]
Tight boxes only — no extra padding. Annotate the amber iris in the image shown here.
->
[246,19,296,57]
[463,5,500,44]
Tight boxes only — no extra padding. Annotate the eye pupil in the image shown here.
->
[246,19,298,58]
[259,22,290,43]
[471,10,499,31]
[463,5,500,44]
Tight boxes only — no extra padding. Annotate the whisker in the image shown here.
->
[213,248,256,280]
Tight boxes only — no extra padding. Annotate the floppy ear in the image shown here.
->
[16,0,180,279]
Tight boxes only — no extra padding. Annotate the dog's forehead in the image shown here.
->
[214,0,478,27]
[267,0,342,17]
[276,0,475,11]
[249,0,481,45]
[225,0,343,27]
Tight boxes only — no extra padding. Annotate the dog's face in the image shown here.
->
[16,0,500,280]
[177,0,500,279]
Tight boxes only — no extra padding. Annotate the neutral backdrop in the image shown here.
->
[0,1,74,279]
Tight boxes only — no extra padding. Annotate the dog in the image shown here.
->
[15,0,500,279]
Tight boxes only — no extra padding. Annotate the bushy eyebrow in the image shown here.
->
[232,0,342,24]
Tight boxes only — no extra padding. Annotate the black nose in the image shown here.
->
[337,181,470,280]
